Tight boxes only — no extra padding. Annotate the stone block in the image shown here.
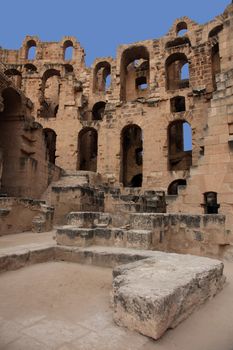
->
[113,252,225,340]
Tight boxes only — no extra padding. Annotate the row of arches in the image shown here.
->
[25,39,75,61]
[45,121,192,186]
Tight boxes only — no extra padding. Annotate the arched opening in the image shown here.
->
[120,46,149,101]
[78,128,98,172]
[167,179,187,195]
[24,64,37,73]
[92,101,106,120]
[4,69,22,89]
[209,25,223,39]
[26,40,37,60]
[0,88,22,116]
[170,96,186,113]
[176,22,188,36]
[64,64,73,75]
[0,88,23,194]
[93,61,111,93]
[211,44,221,90]
[121,124,143,187]
[64,40,74,60]
[43,128,57,164]
[168,120,192,171]
[166,53,189,90]
[41,69,60,118]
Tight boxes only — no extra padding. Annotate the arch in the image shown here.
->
[170,96,186,113]
[0,88,22,117]
[63,40,74,60]
[4,69,22,89]
[24,63,37,73]
[165,53,189,90]
[209,25,223,39]
[168,179,187,195]
[92,101,106,120]
[176,22,188,36]
[26,40,37,60]
[43,128,56,164]
[77,128,98,172]
[93,61,111,93]
[168,120,192,171]
[120,124,143,187]
[120,46,149,101]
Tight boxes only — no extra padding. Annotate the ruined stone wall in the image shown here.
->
[0,4,232,212]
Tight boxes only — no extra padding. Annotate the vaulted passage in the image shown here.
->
[168,120,192,171]
[78,128,98,172]
[121,124,143,187]
[0,88,22,194]
[168,179,187,195]
[43,128,57,164]
[120,46,149,102]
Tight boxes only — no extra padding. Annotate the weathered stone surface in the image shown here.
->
[113,252,225,340]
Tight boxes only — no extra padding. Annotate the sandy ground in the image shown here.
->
[0,261,233,350]
[0,231,55,249]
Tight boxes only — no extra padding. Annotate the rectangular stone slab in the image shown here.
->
[112,252,225,340]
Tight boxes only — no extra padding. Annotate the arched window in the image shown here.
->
[77,128,98,172]
[176,22,188,36]
[120,46,149,101]
[166,53,189,90]
[43,128,57,164]
[41,69,60,118]
[170,96,186,113]
[121,124,143,187]
[211,44,220,90]
[63,40,74,61]
[93,61,111,93]
[168,179,187,195]
[168,120,192,171]
[92,102,106,120]
[26,40,37,60]
[4,69,22,89]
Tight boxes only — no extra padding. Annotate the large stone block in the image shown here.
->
[113,252,225,340]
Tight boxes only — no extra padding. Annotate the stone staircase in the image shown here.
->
[56,211,152,250]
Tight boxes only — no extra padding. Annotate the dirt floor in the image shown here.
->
[0,261,233,350]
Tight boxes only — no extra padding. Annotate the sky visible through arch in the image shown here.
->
[0,0,230,149]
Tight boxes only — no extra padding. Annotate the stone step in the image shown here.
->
[67,211,112,228]
[57,226,94,247]
[56,226,152,250]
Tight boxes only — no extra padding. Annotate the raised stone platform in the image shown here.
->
[0,241,225,341]
[113,253,225,340]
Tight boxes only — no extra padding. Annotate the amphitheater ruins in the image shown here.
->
[0,1,233,347]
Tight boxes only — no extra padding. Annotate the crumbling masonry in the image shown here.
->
[0,3,233,259]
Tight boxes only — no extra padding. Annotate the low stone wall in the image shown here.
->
[130,213,228,258]
[0,197,54,235]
